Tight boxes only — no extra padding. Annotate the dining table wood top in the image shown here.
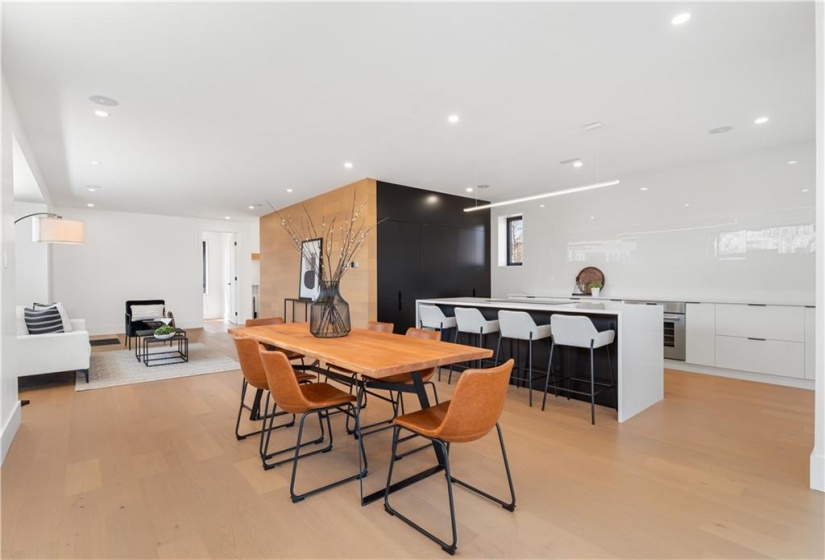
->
[230,322,493,380]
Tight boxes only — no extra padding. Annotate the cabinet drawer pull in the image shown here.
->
[747,303,767,307]
[747,337,767,341]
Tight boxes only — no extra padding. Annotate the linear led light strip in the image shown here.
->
[463,180,621,212]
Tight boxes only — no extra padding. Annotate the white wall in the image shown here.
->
[1,67,22,464]
[14,201,49,306]
[492,142,816,305]
[50,207,257,335]
[201,231,224,319]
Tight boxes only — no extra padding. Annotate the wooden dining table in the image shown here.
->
[230,321,493,505]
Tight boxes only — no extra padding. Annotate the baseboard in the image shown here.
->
[0,400,22,466]
[811,451,825,492]
[664,360,815,390]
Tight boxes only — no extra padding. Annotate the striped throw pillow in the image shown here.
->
[24,307,64,335]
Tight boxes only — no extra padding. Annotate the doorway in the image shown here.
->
[201,231,239,325]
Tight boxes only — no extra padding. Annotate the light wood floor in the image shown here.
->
[2,328,822,559]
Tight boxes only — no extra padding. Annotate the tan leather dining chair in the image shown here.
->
[259,347,367,502]
[233,336,314,469]
[384,359,517,555]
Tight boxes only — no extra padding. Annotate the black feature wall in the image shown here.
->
[376,181,491,333]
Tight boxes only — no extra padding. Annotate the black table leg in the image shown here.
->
[359,370,446,506]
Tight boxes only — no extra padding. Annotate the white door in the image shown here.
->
[225,233,239,325]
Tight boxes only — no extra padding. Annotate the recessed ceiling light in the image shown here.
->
[754,116,769,125]
[540,204,545,208]
[671,13,691,26]
[589,216,595,220]
[465,187,474,192]
[447,114,460,124]
[573,160,584,168]
[802,188,810,193]
[89,95,119,107]
[87,203,95,208]
[583,122,603,131]
[94,110,109,118]
[343,162,353,169]
[640,187,649,191]
[788,160,798,165]
[86,185,101,192]
[225,216,231,220]
[248,205,255,210]
[684,203,691,207]
[286,188,293,193]
[90,160,101,165]
[709,126,733,134]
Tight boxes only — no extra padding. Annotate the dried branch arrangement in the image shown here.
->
[277,189,383,284]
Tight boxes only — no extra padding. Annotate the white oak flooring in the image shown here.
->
[2,328,822,559]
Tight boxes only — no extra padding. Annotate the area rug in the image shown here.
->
[77,343,239,391]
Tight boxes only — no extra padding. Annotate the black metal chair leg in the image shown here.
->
[290,404,366,503]
[260,394,327,470]
[541,341,556,411]
[384,429,458,555]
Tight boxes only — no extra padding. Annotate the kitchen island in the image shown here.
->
[417,297,664,422]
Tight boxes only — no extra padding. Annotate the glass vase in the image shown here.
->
[309,280,351,338]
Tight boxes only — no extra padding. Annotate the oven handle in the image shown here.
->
[663,314,684,321]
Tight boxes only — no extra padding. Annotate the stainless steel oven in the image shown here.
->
[625,301,686,360]
[662,302,686,361]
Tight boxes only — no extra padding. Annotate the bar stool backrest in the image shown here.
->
[550,315,598,348]
[419,304,449,329]
[435,359,515,443]
[454,307,488,333]
[498,310,541,340]
[368,321,394,333]
[233,336,269,390]
[259,348,311,414]
[245,316,285,327]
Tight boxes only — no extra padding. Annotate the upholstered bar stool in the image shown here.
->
[495,310,551,407]
[541,314,616,425]
[418,304,457,381]
[450,307,500,384]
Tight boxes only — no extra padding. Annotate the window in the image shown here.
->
[506,216,523,266]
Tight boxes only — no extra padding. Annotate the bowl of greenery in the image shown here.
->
[154,324,177,340]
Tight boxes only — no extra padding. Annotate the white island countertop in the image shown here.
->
[417,297,664,423]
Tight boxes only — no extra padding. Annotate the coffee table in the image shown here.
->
[135,328,189,366]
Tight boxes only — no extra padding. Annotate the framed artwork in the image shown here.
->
[298,238,322,300]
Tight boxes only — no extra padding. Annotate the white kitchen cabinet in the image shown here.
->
[805,306,815,380]
[686,303,715,366]
[715,335,805,378]
[715,304,804,342]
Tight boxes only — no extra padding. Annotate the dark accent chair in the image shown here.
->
[125,299,165,349]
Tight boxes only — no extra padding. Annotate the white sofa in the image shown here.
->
[16,306,91,383]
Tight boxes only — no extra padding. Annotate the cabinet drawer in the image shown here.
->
[715,304,804,342]
[715,336,804,378]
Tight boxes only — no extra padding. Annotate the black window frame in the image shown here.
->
[506,215,523,266]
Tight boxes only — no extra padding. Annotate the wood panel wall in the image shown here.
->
[259,179,378,328]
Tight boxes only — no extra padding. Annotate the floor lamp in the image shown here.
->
[13,212,85,405]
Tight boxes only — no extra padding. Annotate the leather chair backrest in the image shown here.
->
[367,321,394,333]
[233,336,269,390]
[405,327,440,341]
[259,347,310,414]
[434,359,514,443]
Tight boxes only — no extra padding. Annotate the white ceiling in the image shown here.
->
[2,2,816,221]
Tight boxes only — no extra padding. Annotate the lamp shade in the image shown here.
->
[33,217,85,244]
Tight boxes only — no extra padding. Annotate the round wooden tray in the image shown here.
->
[575,266,605,295]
